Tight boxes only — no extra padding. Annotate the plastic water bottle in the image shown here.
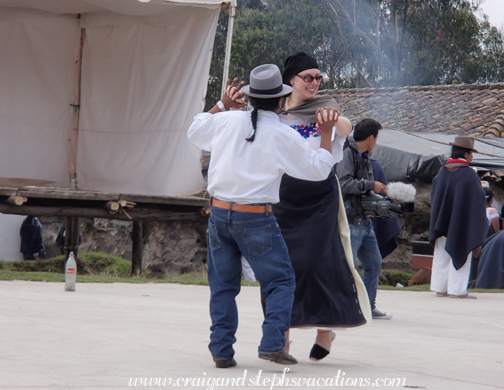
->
[65,251,77,291]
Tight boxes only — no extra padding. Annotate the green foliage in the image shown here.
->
[379,270,414,286]
[76,252,132,277]
[480,21,504,82]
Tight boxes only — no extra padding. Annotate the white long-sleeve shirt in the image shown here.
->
[187,110,333,204]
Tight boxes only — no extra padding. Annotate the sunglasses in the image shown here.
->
[296,74,323,83]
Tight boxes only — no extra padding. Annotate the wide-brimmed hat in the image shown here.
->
[449,136,478,153]
[242,64,292,98]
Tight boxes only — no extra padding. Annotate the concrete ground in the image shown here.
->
[0,280,502,390]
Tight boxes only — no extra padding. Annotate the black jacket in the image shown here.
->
[20,216,45,255]
[336,137,376,225]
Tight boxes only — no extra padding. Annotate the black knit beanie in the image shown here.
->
[282,52,319,85]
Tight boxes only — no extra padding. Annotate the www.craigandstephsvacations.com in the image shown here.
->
[128,368,407,389]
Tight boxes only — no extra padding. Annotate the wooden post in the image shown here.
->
[71,216,80,257]
[64,217,73,261]
[131,221,143,277]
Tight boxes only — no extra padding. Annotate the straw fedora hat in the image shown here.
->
[449,136,478,153]
[242,64,292,98]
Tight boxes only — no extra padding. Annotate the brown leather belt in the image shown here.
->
[211,199,272,213]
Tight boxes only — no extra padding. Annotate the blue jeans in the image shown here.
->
[350,219,382,311]
[207,205,295,360]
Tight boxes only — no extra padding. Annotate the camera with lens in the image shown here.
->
[361,191,414,219]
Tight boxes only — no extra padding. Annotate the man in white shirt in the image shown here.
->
[188,64,338,368]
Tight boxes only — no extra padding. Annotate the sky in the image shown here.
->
[479,0,504,29]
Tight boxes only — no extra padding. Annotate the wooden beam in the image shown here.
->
[0,186,210,208]
[16,188,121,201]
[0,203,207,221]
[117,194,209,207]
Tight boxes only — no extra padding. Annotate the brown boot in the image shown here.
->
[258,349,298,364]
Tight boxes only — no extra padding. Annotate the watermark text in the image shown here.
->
[128,369,407,389]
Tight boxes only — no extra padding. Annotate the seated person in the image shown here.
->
[484,187,500,237]
[20,216,46,261]
[475,231,504,289]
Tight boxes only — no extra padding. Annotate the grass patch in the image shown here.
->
[0,252,262,285]
[0,255,501,291]
[0,268,260,285]
[0,252,135,280]
[1,252,133,278]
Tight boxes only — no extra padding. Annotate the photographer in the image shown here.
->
[336,118,392,320]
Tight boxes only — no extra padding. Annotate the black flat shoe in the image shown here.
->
[309,331,335,361]
[309,343,329,361]
[213,357,237,368]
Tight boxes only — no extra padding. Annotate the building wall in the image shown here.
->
[0,214,25,261]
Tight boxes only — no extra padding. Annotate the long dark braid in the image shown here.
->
[247,107,259,142]
[246,96,281,142]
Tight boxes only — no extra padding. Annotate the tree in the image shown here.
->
[204,0,504,105]
[479,20,504,83]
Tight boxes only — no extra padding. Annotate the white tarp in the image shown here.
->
[0,0,231,195]
[0,0,236,15]
[76,9,217,194]
[0,10,80,183]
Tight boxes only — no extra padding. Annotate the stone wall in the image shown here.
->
[39,217,208,275]
[381,183,432,273]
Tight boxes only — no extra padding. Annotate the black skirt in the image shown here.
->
[273,172,366,328]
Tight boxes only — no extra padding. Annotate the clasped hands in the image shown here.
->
[220,78,247,110]
[315,107,340,133]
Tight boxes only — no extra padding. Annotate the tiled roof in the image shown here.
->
[323,83,504,137]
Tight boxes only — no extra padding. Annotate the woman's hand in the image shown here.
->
[221,78,247,110]
[316,107,338,155]
[315,107,340,133]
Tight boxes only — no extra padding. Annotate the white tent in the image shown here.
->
[0,0,236,196]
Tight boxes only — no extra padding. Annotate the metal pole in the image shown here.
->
[70,27,85,190]
[221,6,236,94]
